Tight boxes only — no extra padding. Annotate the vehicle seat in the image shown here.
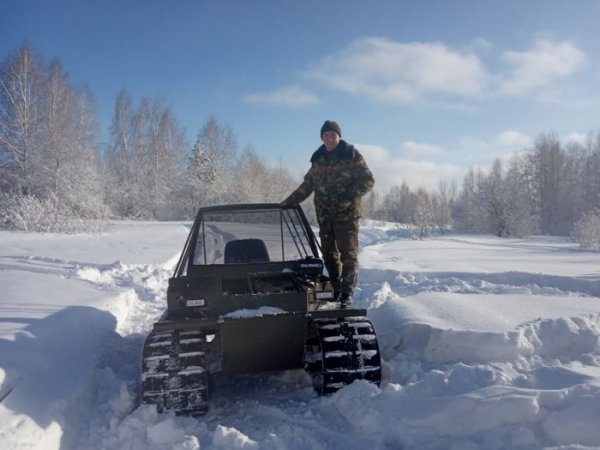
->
[224,238,270,264]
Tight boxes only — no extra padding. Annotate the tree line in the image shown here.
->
[1,43,600,247]
[0,44,298,231]
[369,132,600,246]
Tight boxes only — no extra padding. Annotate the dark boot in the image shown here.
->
[339,292,352,309]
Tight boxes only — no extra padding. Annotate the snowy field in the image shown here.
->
[1,221,600,449]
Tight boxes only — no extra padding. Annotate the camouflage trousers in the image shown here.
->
[318,219,360,295]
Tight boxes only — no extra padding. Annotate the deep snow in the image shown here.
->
[1,221,600,449]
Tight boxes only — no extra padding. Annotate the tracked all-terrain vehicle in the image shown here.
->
[140,203,381,415]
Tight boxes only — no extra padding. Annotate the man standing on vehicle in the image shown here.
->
[282,120,374,308]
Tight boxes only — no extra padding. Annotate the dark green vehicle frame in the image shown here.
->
[141,203,381,415]
[155,203,367,374]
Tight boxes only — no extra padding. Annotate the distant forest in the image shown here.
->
[2,44,600,248]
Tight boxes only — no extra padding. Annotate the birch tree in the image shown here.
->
[0,45,105,227]
[106,94,185,218]
[0,44,45,195]
[432,179,457,231]
[147,103,186,219]
[503,153,537,236]
[528,133,563,234]
[453,167,487,232]
[582,133,600,213]
[106,90,142,217]
[40,61,104,216]
[382,182,415,223]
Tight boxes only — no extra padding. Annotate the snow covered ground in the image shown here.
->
[1,221,600,449]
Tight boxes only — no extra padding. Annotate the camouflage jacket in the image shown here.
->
[284,140,374,223]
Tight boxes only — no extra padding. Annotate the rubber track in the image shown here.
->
[141,329,209,415]
[306,316,381,394]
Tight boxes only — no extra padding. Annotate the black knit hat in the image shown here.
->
[320,120,341,139]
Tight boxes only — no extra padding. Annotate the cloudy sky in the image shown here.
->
[2,0,600,192]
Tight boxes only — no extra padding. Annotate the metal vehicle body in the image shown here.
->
[141,203,381,414]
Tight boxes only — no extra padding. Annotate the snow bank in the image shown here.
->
[330,312,600,449]
[0,307,119,449]
[95,405,204,450]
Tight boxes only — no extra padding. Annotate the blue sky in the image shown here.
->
[2,0,600,192]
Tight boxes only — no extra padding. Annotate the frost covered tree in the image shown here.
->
[480,159,511,236]
[40,60,105,217]
[106,93,185,219]
[553,139,587,234]
[232,145,268,203]
[378,182,452,232]
[579,133,600,216]
[195,115,238,204]
[354,128,600,237]
[502,154,537,236]
[456,157,536,237]
[105,90,142,217]
[432,179,457,231]
[382,182,415,223]
[453,167,487,233]
[527,133,563,234]
[177,115,238,207]
[0,44,45,196]
[0,44,106,230]
[413,188,434,239]
[176,133,298,218]
[176,136,217,218]
[571,209,600,250]
[146,103,186,219]
[267,161,300,204]
[362,190,380,221]
[234,146,298,204]
[478,158,532,237]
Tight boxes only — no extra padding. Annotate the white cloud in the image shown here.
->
[372,157,465,193]
[356,142,463,192]
[242,85,319,108]
[299,36,588,105]
[454,131,534,170]
[467,37,493,53]
[245,38,588,110]
[400,141,444,157]
[357,144,391,163]
[537,88,597,109]
[562,132,589,145]
[359,133,532,193]
[498,39,587,96]
[493,130,533,149]
[306,36,488,103]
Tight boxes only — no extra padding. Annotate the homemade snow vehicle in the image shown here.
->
[140,203,381,415]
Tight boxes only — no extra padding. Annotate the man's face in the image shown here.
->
[322,131,340,151]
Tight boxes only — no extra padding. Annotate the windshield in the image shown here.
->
[192,208,315,265]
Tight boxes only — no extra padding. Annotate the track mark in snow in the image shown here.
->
[74,260,173,335]
[0,255,81,275]
[0,254,173,335]
[63,258,180,450]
